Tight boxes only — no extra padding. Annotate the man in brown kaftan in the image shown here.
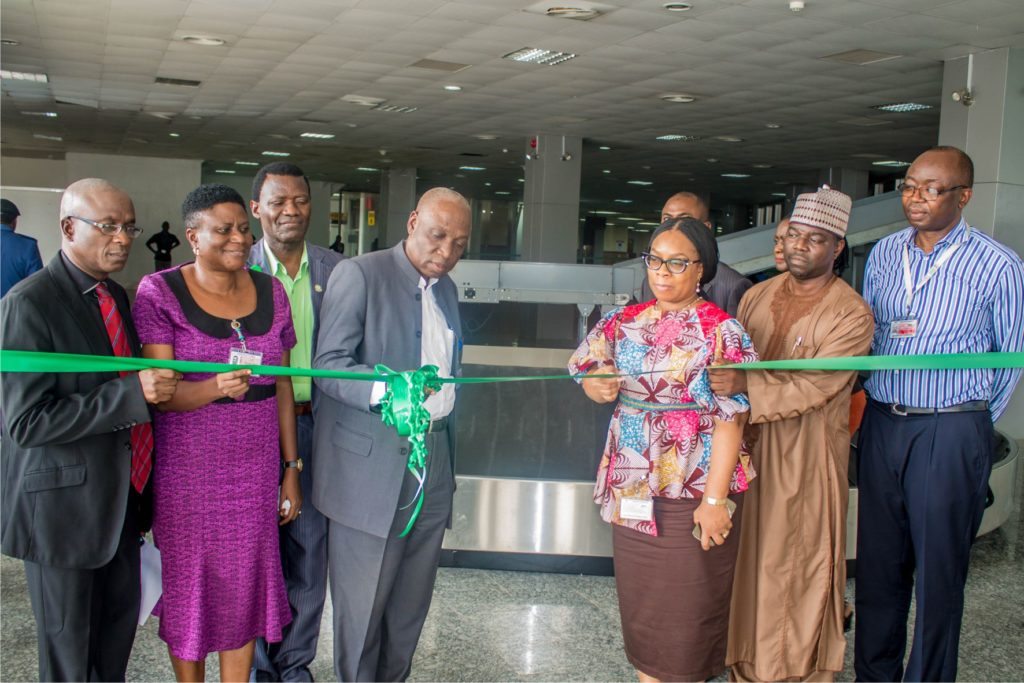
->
[710,187,874,682]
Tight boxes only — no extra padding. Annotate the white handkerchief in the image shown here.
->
[138,539,162,626]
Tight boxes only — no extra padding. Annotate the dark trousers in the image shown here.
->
[328,432,454,682]
[254,413,328,681]
[24,505,140,682]
[854,400,993,682]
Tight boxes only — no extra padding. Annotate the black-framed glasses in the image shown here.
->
[70,216,143,238]
[897,182,968,200]
[641,252,699,274]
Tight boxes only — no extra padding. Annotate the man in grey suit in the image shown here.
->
[1,178,179,681]
[248,162,343,682]
[660,192,752,316]
[313,187,471,682]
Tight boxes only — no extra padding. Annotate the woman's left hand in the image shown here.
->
[693,499,733,551]
[279,470,303,526]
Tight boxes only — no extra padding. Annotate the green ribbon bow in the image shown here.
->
[374,364,443,537]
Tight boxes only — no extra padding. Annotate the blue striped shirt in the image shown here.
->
[863,218,1024,421]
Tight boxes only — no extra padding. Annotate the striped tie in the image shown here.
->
[96,282,153,493]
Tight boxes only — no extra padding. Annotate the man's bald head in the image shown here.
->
[416,186,471,214]
[661,192,711,229]
[405,187,471,279]
[58,178,137,279]
[59,178,130,221]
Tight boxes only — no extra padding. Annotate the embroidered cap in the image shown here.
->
[790,185,851,237]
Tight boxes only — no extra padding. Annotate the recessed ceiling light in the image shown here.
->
[21,111,57,117]
[593,210,621,215]
[752,163,773,169]
[599,145,612,150]
[627,180,653,186]
[765,123,782,129]
[342,94,386,107]
[771,192,788,197]
[459,166,485,171]
[475,134,499,140]
[32,133,62,141]
[443,85,462,92]
[662,2,693,11]
[602,169,611,174]
[659,93,697,103]
[656,134,701,142]
[503,47,577,66]
[872,160,911,167]
[357,167,379,172]
[262,151,290,157]
[0,69,48,83]
[235,161,259,166]
[715,135,744,143]
[544,6,601,19]
[1,39,20,46]
[214,169,236,174]
[484,182,491,186]
[614,199,633,204]
[300,132,335,139]
[871,102,932,113]
[373,104,418,113]
[181,35,226,46]
[496,191,511,195]
[168,132,180,137]
[706,158,718,163]
[638,221,660,226]
[722,173,751,178]
[517,178,524,183]
[619,217,642,221]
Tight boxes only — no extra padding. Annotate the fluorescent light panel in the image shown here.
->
[262,151,290,157]
[1,69,48,82]
[503,47,577,66]
[300,132,335,139]
[871,102,932,113]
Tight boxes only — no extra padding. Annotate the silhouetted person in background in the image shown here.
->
[146,221,180,272]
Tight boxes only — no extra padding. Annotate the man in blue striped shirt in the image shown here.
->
[855,146,1024,682]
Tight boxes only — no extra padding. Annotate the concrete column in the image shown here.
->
[520,134,582,264]
[380,167,416,249]
[818,167,870,200]
[938,47,1024,439]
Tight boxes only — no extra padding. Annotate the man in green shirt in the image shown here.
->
[248,162,343,682]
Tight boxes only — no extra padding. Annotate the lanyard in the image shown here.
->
[901,225,970,313]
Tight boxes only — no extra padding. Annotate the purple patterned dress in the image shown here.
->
[133,265,294,661]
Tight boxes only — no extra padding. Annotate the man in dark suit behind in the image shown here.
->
[1,178,180,681]
[1,198,44,297]
[313,187,471,682]
[659,192,752,316]
[248,162,343,682]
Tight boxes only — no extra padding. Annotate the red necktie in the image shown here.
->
[96,282,154,493]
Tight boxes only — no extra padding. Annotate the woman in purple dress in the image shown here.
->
[134,184,301,682]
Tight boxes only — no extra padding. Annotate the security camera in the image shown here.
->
[561,153,573,161]
[952,89,975,106]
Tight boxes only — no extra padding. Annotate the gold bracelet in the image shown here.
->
[703,495,729,506]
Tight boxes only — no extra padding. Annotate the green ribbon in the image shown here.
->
[2,348,1022,534]
[374,364,442,537]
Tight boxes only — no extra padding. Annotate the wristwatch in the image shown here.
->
[283,458,304,472]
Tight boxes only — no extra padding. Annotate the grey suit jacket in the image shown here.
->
[247,240,344,364]
[311,242,462,538]
[1,255,152,568]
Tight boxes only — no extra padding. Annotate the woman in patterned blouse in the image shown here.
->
[569,217,757,682]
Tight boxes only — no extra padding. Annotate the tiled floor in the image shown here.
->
[2,461,1021,682]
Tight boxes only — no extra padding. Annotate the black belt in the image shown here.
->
[875,399,989,416]
[213,383,276,405]
[427,417,449,433]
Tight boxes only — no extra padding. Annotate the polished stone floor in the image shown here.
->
[2,460,1021,682]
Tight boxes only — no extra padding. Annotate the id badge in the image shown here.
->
[889,319,918,338]
[229,347,264,366]
[620,497,654,521]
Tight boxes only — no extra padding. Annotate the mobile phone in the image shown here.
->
[693,497,737,541]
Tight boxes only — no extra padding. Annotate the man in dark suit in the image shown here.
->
[313,187,470,682]
[1,198,44,297]
[1,178,179,681]
[248,162,343,682]
[660,192,752,316]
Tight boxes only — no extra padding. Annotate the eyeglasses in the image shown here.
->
[641,252,699,274]
[69,216,143,238]
[897,182,968,201]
